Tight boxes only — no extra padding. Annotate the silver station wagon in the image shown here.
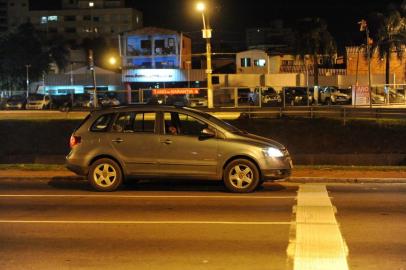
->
[66,106,292,193]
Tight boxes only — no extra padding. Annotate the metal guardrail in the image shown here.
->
[0,106,405,123]
[204,106,406,122]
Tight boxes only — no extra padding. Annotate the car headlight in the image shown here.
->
[263,147,284,157]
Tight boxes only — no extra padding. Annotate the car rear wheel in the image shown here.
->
[88,158,122,192]
[223,159,259,193]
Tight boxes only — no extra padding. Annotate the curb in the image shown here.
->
[287,177,406,183]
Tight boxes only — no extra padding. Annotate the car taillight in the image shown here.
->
[70,135,81,148]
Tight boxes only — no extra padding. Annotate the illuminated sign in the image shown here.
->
[123,69,185,82]
[352,85,370,105]
[152,88,199,95]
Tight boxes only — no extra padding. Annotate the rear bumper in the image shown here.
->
[66,163,88,176]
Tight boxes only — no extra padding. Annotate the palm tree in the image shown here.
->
[372,7,406,84]
[292,18,337,86]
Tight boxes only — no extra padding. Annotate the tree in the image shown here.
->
[292,18,337,86]
[81,37,117,69]
[0,23,69,90]
[371,4,406,84]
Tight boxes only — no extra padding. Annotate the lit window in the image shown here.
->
[41,16,47,24]
[241,58,251,67]
[254,59,266,67]
[48,16,58,21]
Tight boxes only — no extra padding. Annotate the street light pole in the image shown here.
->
[25,64,31,98]
[359,19,372,108]
[89,49,98,107]
[197,3,213,108]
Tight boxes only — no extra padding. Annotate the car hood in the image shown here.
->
[333,93,349,98]
[232,132,286,150]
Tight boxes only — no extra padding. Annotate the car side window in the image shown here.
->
[90,113,114,132]
[164,112,208,137]
[112,112,156,133]
[112,112,134,133]
[134,112,156,133]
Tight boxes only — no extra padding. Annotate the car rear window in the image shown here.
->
[90,113,114,132]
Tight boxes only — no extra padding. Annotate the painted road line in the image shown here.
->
[0,220,293,225]
[0,194,295,199]
[288,184,349,270]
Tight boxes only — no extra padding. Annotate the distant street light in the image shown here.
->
[25,64,31,98]
[108,56,117,66]
[196,2,214,108]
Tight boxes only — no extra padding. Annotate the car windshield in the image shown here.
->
[28,94,44,101]
[186,109,242,133]
[8,95,24,101]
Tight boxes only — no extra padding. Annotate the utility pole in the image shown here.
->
[197,3,214,108]
[359,19,372,108]
[89,50,98,107]
[25,64,31,98]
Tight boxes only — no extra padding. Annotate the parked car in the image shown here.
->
[261,87,282,106]
[282,87,313,106]
[371,92,385,104]
[319,86,351,105]
[389,89,405,103]
[4,95,27,110]
[25,94,52,110]
[99,93,121,107]
[238,88,258,105]
[189,96,208,107]
[72,94,93,108]
[66,106,292,193]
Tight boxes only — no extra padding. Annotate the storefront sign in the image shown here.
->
[352,85,370,106]
[152,88,199,95]
[123,69,183,82]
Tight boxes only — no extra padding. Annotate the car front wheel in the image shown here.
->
[88,158,122,192]
[223,159,259,193]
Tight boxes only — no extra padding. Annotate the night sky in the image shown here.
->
[31,0,402,51]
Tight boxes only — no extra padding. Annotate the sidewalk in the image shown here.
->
[1,167,406,183]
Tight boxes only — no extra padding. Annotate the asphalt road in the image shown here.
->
[0,178,405,270]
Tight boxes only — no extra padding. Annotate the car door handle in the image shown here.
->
[112,138,124,143]
[160,139,172,145]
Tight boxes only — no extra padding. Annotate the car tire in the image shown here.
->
[223,159,260,193]
[88,158,123,192]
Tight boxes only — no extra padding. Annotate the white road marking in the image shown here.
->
[288,184,349,270]
[0,220,293,225]
[0,194,295,199]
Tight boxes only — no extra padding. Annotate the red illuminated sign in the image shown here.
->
[152,88,199,95]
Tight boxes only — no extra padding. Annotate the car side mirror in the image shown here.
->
[199,128,215,140]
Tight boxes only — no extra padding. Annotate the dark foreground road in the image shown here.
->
[0,178,405,270]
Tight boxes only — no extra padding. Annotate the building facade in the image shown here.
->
[0,0,7,32]
[236,49,343,76]
[28,0,142,45]
[0,0,29,33]
[346,46,406,83]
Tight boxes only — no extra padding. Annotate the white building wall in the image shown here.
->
[236,50,269,74]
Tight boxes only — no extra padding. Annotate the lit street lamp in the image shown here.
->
[25,64,31,98]
[108,56,117,66]
[196,2,214,108]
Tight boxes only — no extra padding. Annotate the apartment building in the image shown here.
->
[28,0,142,45]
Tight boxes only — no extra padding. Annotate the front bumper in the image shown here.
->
[258,154,293,181]
[262,168,292,181]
